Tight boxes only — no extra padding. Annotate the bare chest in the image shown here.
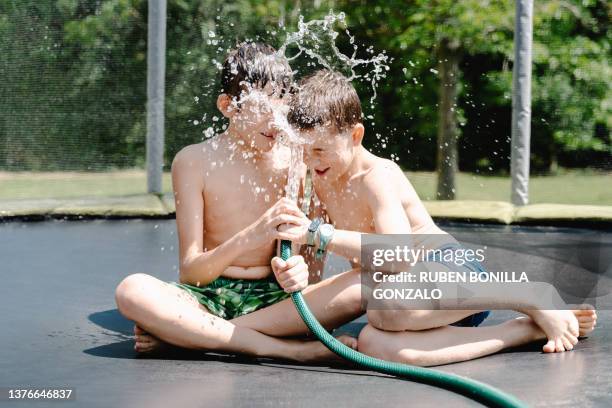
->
[204,163,286,235]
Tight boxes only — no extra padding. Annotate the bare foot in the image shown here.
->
[507,316,587,354]
[509,316,547,344]
[134,325,166,354]
[296,335,357,363]
[573,304,597,337]
[526,310,579,353]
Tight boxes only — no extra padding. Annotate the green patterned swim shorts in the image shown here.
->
[171,276,289,320]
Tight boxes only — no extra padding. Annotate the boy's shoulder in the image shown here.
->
[171,139,224,187]
[359,155,418,203]
[172,138,226,171]
[173,142,203,161]
[362,156,404,187]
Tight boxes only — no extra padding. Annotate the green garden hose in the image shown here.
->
[280,240,527,408]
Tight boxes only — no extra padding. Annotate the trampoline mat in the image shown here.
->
[1,219,610,407]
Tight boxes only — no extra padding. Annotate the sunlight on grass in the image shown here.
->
[406,171,612,205]
[0,169,610,206]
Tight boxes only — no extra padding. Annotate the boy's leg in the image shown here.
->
[231,268,364,337]
[366,308,482,331]
[357,317,554,367]
[366,259,596,352]
[364,260,491,331]
[115,273,355,362]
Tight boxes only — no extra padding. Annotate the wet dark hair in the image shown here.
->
[288,69,363,132]
[221,42,294,100]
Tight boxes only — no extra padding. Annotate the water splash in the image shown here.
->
[233,87,307,202]
[197,11,391,143]
[278,11,390,105]
[270,102,307,202]
[274,11,391,201]
[193,11,392,204]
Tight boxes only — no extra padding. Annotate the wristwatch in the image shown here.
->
[316,223,335,260]
[307,218,323,247]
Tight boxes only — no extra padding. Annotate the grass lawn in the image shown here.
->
[1,169,610,206]
[405,170,612,205]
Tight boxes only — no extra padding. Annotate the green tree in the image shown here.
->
[1,0,609,179]
[343,0,514,199]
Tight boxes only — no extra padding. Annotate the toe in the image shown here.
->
[555,338,566,353]
[566,333,578,346]
[338,335,358,350]
[543,339,556,353]
[562,337,574,351]
[135,335,151,345]
[581,325,595,336]
[135,342,152,353]
[569,323,579,338]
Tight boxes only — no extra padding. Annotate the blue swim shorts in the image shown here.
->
[426,243,491,328]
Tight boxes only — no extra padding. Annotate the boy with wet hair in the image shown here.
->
[221,42,294,100]
[115,44,364,360]
[281,69,596,365]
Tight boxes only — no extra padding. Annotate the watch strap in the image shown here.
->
[307,217,323,247]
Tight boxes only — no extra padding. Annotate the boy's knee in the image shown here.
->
[115,273,156,318]
[366,308,429,331]
[345,269,367,314]
[358,325,427,366]
[357,324,380,357]
[396,348,427,366]
[366,308,404,331]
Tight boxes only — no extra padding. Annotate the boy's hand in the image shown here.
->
[243,198,308,250]
[271,255,309,293]
[276,221,309,245]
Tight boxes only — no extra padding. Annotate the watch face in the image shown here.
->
[319,224,333,236]
[309,219,322,232]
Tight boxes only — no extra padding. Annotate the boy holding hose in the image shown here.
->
[115,43,369,360]
[270,69,597,365]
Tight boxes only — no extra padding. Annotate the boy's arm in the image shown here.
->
[279,174,410,265]
[172,147,247,285]
[364,165,412,234]
[323,167,412,262]
[296,174,325,283]
[279,166,412,266]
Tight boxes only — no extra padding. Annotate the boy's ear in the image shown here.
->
[351,123,365,146]
[217,94,234,118]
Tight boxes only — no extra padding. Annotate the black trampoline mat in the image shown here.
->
[1,219,611,407]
